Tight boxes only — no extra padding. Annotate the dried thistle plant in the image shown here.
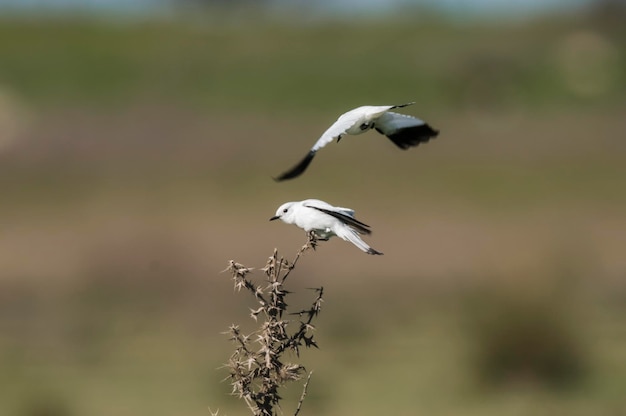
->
[223,236,323,416]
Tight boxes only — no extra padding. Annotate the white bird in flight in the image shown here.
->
[270,199,383,255]
[275,102,439,181]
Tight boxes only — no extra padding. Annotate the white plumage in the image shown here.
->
[269,199,383,255]
[275,102,439,181]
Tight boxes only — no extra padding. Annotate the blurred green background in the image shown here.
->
[1,1,625,415]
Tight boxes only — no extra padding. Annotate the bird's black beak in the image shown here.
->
[269,215,280,221]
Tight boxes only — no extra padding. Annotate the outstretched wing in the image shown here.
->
[307,205,372,235]
[274,110,365,181]
[273,150,316,181]
[374,112,439,150]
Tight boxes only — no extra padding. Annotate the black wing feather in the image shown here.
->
[376,123,439,150]
[274,151,316,181]
[309,206,372,235]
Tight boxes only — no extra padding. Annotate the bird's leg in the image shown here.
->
[315,229,331,241]
[359,122,371,131]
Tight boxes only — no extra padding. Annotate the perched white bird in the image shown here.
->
[270,199,383,255]
[275,102,439,181]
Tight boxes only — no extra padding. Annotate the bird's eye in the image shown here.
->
[282,208,288,213]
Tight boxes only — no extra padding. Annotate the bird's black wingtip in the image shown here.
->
[384,123,440,150]
[394,101,416,109]
[274,151,316,182]
[367,248,384,255]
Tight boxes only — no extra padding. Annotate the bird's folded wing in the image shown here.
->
[307,205,372,235]
[333,206,356,217]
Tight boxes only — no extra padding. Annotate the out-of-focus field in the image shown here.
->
[1,9,625,416]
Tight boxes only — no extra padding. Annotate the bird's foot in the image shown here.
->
[305,230,320,251]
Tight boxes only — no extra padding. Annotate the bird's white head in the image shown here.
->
[269,202,297,224]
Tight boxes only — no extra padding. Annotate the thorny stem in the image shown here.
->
[278,288,323,356]
[224,244,322,416]
[294,371,313,416]
[280,232,318,284]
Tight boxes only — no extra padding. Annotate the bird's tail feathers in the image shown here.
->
[337,228,383,255]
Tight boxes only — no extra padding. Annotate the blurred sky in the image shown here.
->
[0,0,594,17]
